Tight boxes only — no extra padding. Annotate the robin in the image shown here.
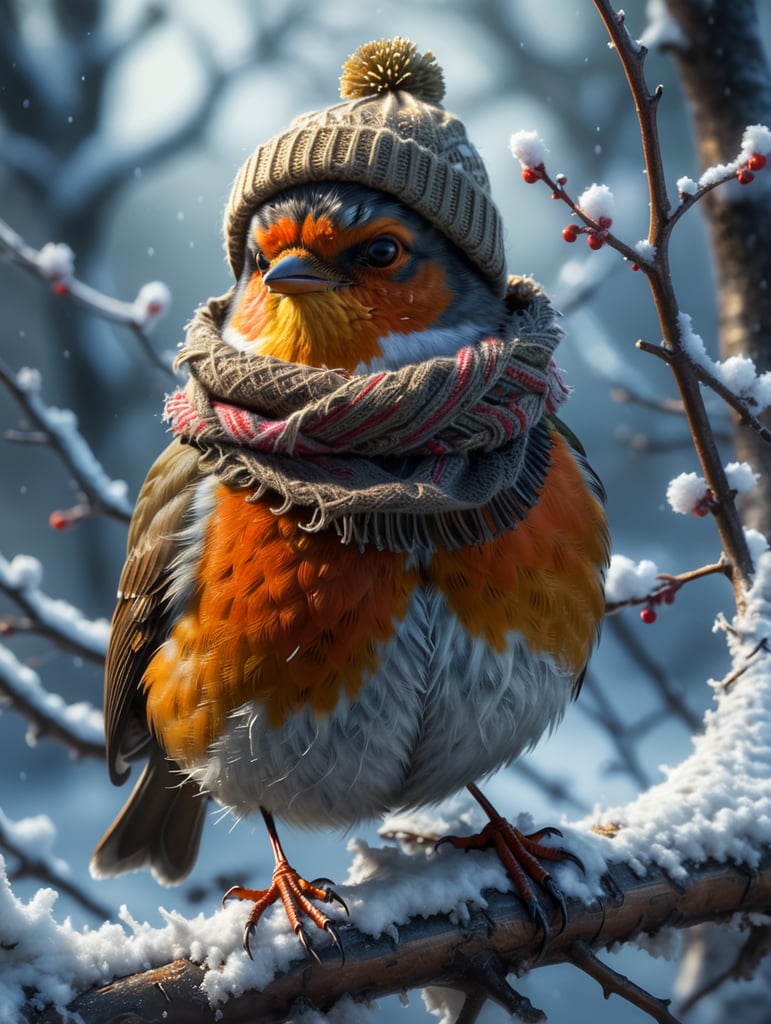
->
[91,37,609,961]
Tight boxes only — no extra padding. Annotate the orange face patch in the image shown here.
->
[227,214,453,369]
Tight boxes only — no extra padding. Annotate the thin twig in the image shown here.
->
[0,815,111,922]
[0,218,173,377]
[0,646,106,760]
[605,561,732,616]
[569,940,682,1023]
[637,339,771,444]
[589,0,755,600]
[0,358,133,526]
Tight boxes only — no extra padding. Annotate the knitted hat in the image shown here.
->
[224,37,507,295]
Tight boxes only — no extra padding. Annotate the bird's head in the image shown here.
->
[223,182,503,373]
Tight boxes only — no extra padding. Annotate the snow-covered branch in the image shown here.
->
[19,854,771,1024]
[0,811,110,922]
[0,642,105,759]
[510,1,771,602]
[0,553,109,663]
[0,356,134,528]
[0,218,173,375]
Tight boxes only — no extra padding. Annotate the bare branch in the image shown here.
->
[569,941,682,1023]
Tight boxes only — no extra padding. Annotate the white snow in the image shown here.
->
[0,810,69,878]
[666,472,708,515]
[724,461,759,495]
[604,554,660,604]
[35,242,74,282]
[752,371,771,409]
[509,129,548,169]
[11,367,134,520]
[719,354,760,395]
[745,529,770,565]
[577,182,615,223]
[677,311,712,369]
[591,551,771,878]
[740,124,771,160]
[2,553,43,590]
[0,552,110,658]
[0,644,105,749]
[676,311,771,411]
[676,175,698,197]
[634,238,656,260]
[639,0,689,50]
[132,280,171,330]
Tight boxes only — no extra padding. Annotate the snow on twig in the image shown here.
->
[0,642,105,759]
[0,553,109,663]
[0,217,174,376]
[0,360,133,527]
[0,811,110,922]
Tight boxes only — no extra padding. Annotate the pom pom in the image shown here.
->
[340,37,445,102]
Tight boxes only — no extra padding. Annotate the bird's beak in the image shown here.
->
[262,253,346,295]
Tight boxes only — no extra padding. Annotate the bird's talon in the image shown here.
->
[242,922,256,959]
[325,921,346,965]
[222,884,239,908]
[327,888,350,916]
[296,924,322,965]
[542,876,569,934]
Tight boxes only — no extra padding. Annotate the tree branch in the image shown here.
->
[27,854,771,1024]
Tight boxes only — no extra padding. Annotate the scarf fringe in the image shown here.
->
[169,278,566,552]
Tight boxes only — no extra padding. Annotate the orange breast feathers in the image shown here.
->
[143,432,607,766]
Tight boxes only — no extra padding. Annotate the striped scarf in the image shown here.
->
[164,277,569,552]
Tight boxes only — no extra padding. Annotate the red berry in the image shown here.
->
[146,301,163,315]
[748,153,767,171]
[587,232,605,250]
[556,173,567,186]
[692,487,714,517]
[52,281,68,295]
[598,216,613,230]
[640,607,657,625]
[737,167,755,185]
[521,167,540,184]
[663,588,676,605]
[49,510,69,530]
[562,224,579,243]
[631,263,640,271]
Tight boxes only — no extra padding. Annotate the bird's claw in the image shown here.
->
[310,876,350,916]
[439,807,583,959]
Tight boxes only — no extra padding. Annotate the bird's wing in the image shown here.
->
[104,439,206,785]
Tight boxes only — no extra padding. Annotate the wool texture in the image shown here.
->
[224,37,506,294]
[165,276,568,552]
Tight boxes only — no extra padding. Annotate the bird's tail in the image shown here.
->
[90,747,207,886]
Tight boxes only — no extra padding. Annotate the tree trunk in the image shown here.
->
[666,0,771,536]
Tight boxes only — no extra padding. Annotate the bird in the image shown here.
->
[90,38,609,962]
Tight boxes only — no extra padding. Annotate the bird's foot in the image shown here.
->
[440,786,584,959]
[222,861,348,963]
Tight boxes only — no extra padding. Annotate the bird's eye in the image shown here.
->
[254,251,270,273]
[363,235,403,268]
